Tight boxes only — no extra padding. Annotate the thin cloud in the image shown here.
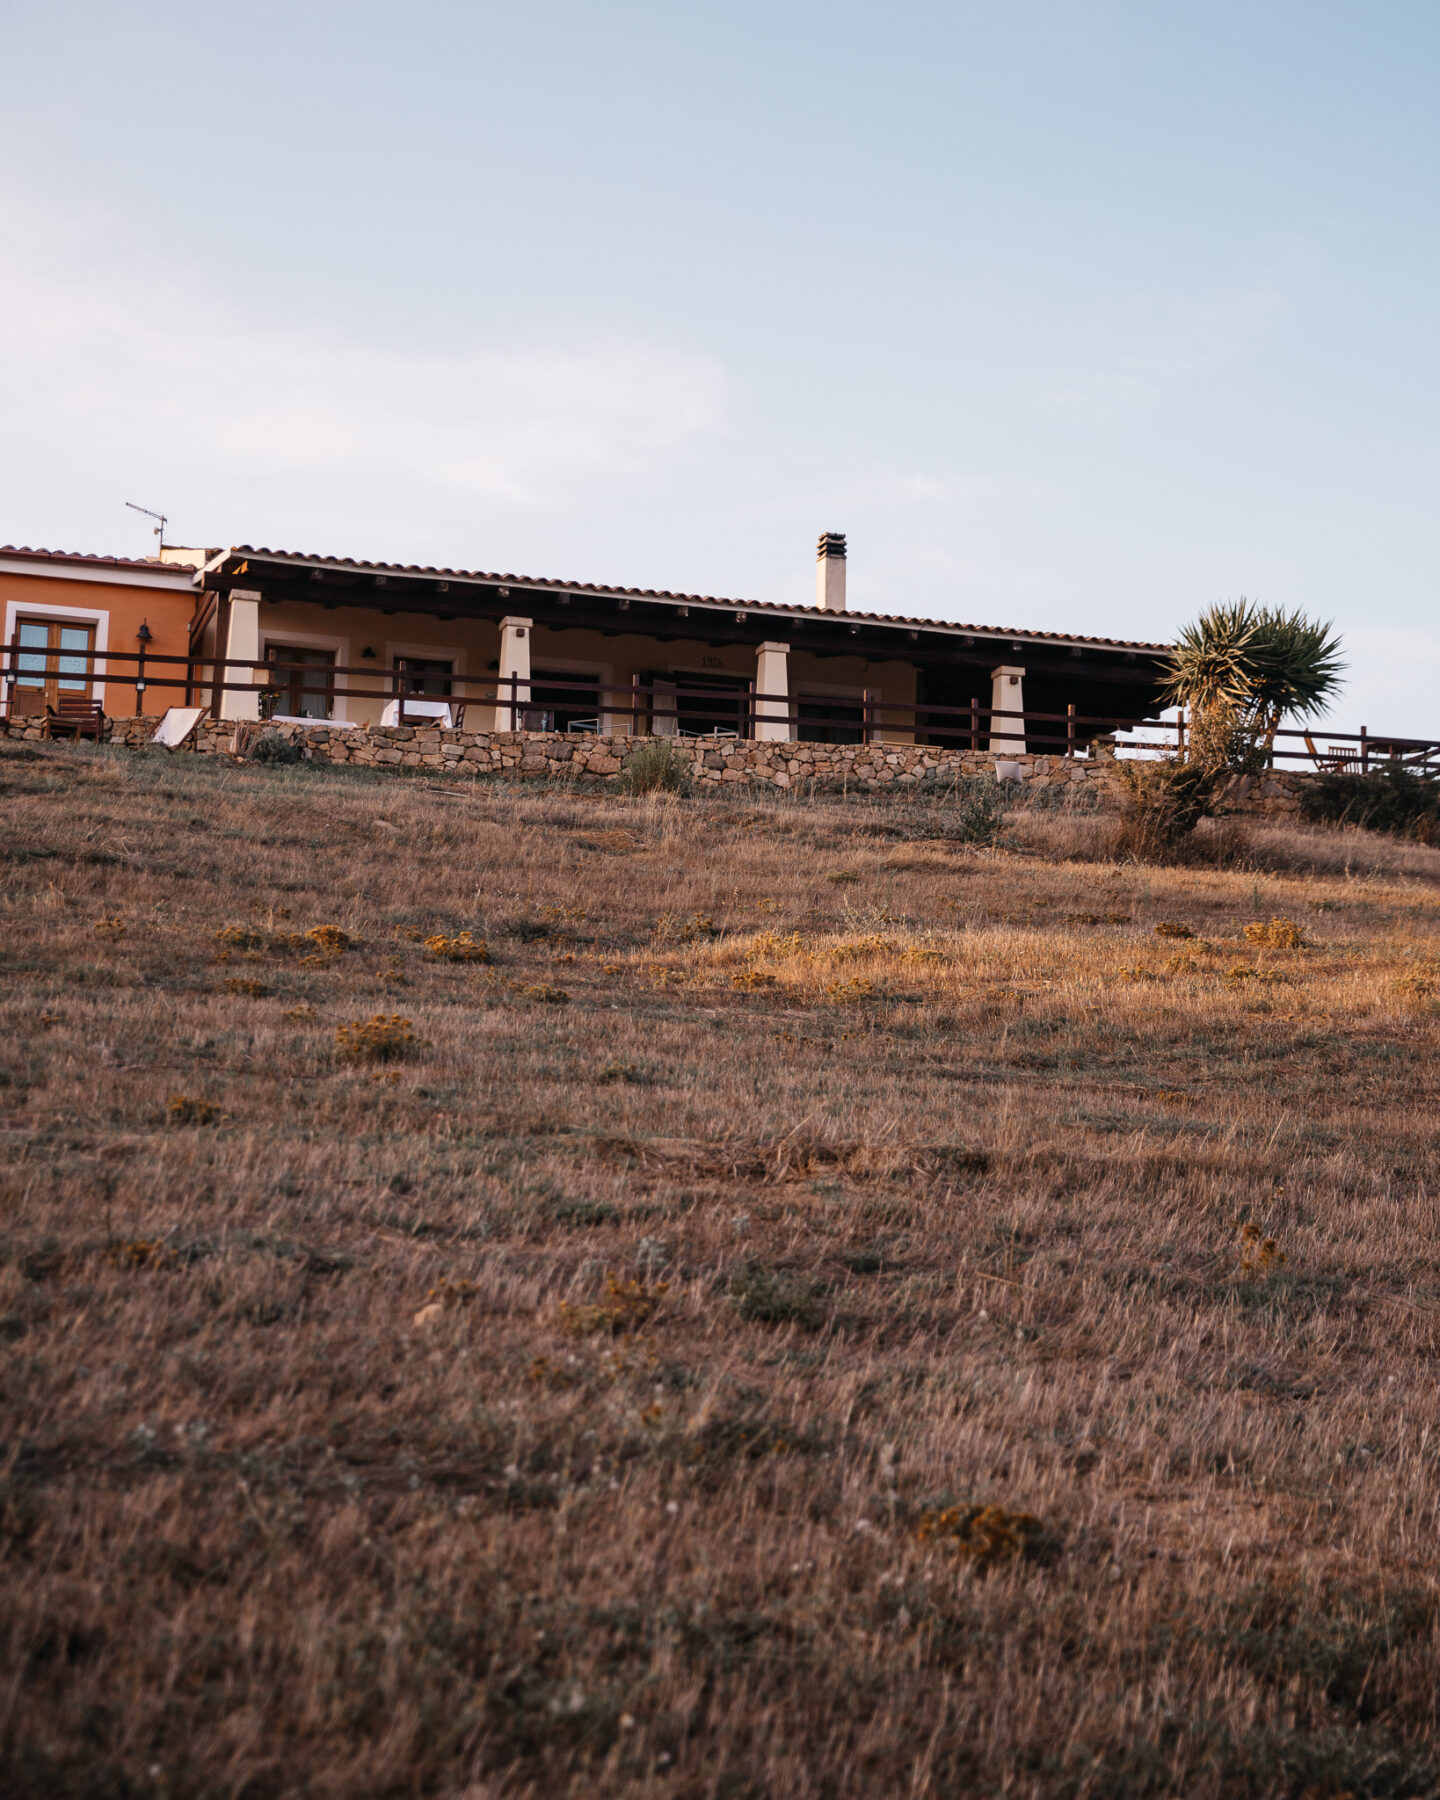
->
[1017,279,1292,426]
[0,200,728,511]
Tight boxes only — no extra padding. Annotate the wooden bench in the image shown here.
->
[43,696,106,742]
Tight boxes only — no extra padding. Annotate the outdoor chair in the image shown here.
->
[42,696,106,741]
[1304,734,1360,772]
[149,706,207,751]
[566,717,600,734]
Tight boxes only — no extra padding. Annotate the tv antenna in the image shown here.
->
[125,501,167,553]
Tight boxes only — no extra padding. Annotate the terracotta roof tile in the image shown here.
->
[0,545,192,576]
[225,545,1172,654]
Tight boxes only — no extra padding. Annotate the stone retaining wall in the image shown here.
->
[17,713,1314,815]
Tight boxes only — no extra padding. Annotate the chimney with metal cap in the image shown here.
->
[816,531,847,612]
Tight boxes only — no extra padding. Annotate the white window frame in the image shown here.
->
[3,599,110,715]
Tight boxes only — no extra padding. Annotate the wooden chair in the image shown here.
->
[1304,734,1359,773]
[42,695,106,742]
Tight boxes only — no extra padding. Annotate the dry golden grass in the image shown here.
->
[3,741,1440,1798]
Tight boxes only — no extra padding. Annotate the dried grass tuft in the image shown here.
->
[423,930,492,963]
[334,1013,417,1062]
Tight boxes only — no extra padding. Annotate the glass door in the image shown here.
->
[266,645,335,719]
[14,617,95,709]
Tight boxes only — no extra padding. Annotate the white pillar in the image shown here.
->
[754,641,791,741]
[220,590,261,722]
[494,616,532,731]
[816,532,847,612]
[989,664,1026,755]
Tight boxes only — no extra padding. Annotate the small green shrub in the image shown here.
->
[619,740,693,796]
[251,732,304,766]
[947,777,1008,844]
[729,1267,824,1330]
[899,777,1008,845]
[553,1200,618,1226]
[1114,758,1218,861]
[1299,764,1440,841]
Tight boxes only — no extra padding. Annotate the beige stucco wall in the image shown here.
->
[242,600,919,740]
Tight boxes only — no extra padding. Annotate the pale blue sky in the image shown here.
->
[2,2,1437,730]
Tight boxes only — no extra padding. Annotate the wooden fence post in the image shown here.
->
[210,593,231,720]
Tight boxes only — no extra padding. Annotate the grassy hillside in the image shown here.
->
[3,741,1440,1799]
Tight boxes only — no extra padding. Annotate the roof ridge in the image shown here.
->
[1,544,184,570]
[224,545,1173,653]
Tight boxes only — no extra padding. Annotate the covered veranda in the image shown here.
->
[189,546,1172,754]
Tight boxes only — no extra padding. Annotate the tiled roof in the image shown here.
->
[225,545,1172,655]
[0,545,193,578]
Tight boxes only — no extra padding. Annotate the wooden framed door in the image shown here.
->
[266,645,335,719]
[13,617,96,708]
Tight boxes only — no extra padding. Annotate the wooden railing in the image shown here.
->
[2,641,1438,770]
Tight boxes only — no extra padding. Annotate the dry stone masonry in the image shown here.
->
[38,716,1313,815]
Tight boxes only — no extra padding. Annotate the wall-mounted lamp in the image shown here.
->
[134,620,153,716]
[361,645,377,660]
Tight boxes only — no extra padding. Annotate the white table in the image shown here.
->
[380,698,453,728]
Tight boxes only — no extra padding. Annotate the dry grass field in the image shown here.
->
[3,739,1440,1800]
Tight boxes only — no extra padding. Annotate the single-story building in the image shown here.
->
[190,535,1170,752]
[4,535,1172,751]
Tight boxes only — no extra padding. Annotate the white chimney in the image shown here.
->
[816,531,847,612]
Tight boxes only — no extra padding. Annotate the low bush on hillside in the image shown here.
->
[884,775,1008,845]
[619,740,693,795]
[1299,763,1440,841]
[728,1265,825,1329]
[1113,758,1218,861]
[250,731,304,766]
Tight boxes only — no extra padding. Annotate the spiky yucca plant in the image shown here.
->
[1245,607,1347,754]
[1161,600,1345,768]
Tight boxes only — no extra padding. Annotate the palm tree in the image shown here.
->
[1161,600,1345,766]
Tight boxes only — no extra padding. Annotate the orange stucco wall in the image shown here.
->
[1,568,196,716]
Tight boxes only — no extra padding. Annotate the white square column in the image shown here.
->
[754,641,792,742]
[220,589,262,722]
[494,616,532,730]
[989,664,1026,755]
